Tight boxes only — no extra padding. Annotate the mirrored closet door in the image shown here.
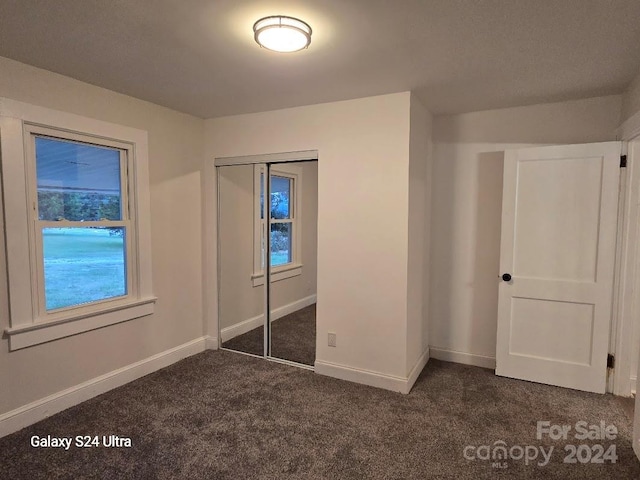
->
[218,159,318,368]
[268,161,317,366]
[218,164,265,357]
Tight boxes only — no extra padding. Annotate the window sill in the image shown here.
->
[251,263,303,287]
[4,296,157,351]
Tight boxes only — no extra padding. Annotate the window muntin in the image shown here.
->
[28,129,133,315]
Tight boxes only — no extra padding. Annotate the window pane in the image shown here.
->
[270,175,291,219]
[260,172,264,219]
[43,227,126,310]
[270,223,292,266]
[260,222,265,270]
[36,136,122,221]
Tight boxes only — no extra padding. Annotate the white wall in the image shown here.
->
[619,69,640,396]
[205,93,420,387]
[429,95,622,365]
[620,70,640,452]
[626,137,640,391]
[0,57,205,416]
[622,70,640,124]
[406,94,432,375]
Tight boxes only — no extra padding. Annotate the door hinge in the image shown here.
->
[620,155,627,168]
[607,354,615,369]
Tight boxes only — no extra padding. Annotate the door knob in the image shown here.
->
[502,273,512,282]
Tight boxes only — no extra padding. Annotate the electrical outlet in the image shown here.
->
[328,332,337,347]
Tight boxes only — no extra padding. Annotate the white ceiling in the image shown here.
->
[0,0,639,119]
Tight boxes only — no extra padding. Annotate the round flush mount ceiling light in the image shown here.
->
[253,15,312,53]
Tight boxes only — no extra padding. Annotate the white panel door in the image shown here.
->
[496,142,620,393]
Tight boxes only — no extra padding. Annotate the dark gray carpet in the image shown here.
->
[1,350,638,479]
[223,304,316,366]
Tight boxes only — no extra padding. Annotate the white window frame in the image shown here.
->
[26,126,135,316]
[1,98,155,350]
[251,164,303,287]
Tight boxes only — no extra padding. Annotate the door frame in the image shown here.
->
[611,113,640,396]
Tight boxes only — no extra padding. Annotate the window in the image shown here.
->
[266,173,293,267]
[1,98,154,350]
[252,165,302,286]
[31,128,132,312]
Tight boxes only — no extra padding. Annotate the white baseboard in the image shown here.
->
[429,346,496,369]
[406,348,430,393]
[631,375,637,396]
[314,360,408,393]
[220,313,262,343]
[315,348,429,395]
[271,294,316,321]
[205,335,219,350]
[220,294,316,343]
[0,336,207,438]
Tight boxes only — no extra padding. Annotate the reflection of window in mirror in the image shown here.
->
[251,164,303,286]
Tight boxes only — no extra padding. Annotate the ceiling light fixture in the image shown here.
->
[253,15,312,53]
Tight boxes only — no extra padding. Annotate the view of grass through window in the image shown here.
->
[36,136,127,311]
[43,228,126,310]
[270,223,292,265]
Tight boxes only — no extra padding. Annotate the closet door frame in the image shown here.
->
[215,150,317,368]
[214,150,317,167]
